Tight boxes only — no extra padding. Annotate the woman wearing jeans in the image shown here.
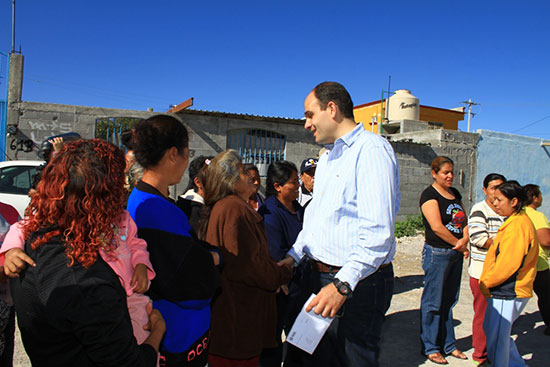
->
[480,181,538,367]
[419,156,469,365]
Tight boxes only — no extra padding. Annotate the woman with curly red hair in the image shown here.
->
[0,139,165,366]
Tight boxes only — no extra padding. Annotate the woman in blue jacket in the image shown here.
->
[127,114,220,366]
[259,160,306,367]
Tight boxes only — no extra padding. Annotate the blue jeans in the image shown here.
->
[483,297,529,367]
[298,262,394,367]
[420,243,463,355]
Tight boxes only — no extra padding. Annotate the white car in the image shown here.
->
[0,160,44,217]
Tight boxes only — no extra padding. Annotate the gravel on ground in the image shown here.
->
[12,234,549,366]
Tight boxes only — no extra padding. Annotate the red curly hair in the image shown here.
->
[23,139,126,267]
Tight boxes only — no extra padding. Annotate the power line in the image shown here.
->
[26,75,178,107]
[511,114,550,133]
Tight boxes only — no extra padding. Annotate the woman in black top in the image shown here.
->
[5,139,165,366]
[419,156,469,365]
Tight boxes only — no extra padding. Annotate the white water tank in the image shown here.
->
[386,89,419,121]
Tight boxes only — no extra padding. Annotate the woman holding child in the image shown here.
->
[3,139,165,366]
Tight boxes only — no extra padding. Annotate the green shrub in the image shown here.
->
[394,214,424,238]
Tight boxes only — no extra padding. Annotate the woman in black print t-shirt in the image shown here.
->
[418,156,469,365]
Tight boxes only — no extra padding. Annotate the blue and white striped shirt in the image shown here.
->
[287,124,400,290]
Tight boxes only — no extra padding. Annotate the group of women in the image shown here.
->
[419,156,544,366]
[0,114,309,367]
[0,113,547,367]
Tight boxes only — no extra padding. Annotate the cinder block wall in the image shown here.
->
[6,102,321,198]
[6,101,155,161]
[391,129,479,221]
[7,100,482,219]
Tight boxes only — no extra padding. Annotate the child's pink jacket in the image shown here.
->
[0,210,155,296]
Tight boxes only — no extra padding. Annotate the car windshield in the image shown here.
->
[0,165,38,195]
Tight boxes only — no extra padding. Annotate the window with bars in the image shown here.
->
[226,129,286,175]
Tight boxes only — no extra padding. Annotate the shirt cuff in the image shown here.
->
[286,248,302,266]
[336,262,377,291]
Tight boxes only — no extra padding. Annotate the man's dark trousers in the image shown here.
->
[297,263,394,367]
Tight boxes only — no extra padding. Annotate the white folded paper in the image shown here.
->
[286,293,334,354]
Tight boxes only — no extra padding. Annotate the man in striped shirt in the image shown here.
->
[467,173,506,367]
[281,82,400,367]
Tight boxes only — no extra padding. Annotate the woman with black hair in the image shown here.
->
[243,163,265,210]
[260,161,303,261]
[523,184,550,335]
[127,115,220,367]
[419,156,469,364]
[258,160,305,367]
[177,155,213,234]
[480,181,539,367]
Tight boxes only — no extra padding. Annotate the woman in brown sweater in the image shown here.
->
[198,150,292,367]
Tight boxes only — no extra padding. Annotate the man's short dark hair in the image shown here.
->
[483,173,506,188]
[313,81,354,119]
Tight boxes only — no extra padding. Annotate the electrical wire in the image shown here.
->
[511,114,550,133]
[25,74,179,107]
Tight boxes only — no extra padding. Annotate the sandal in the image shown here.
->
[449,349,468,360]
[427,352,448,365]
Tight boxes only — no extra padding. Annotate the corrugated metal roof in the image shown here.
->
[177,108,304,125]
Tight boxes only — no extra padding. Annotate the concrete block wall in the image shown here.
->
[7,100,482,217]
[6,101,320,198]
[177,110,320,196]
[7,101,155,160]
[390,129,479,221]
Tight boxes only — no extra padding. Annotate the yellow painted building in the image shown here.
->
[353,100,464,134]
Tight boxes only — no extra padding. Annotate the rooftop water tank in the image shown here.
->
[386,89,419,121]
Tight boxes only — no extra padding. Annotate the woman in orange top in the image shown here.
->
[480,181,538,367]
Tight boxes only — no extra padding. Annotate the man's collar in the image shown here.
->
[301,183,311,195]
[335,123,363,147]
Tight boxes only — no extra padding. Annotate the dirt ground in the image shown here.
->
[380,234,548,367]
[12,234,549,366]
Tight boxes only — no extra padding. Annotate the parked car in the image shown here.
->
[0,160,44,217]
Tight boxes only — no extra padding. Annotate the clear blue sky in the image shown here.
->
[1,1,549,138]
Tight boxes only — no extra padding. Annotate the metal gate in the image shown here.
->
[94,117,141,149]
[226,129,286,175]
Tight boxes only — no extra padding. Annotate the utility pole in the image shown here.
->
[461,98,480,132]
[12,0,16,53]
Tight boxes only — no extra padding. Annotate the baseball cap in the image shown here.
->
[300,158,318,173]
